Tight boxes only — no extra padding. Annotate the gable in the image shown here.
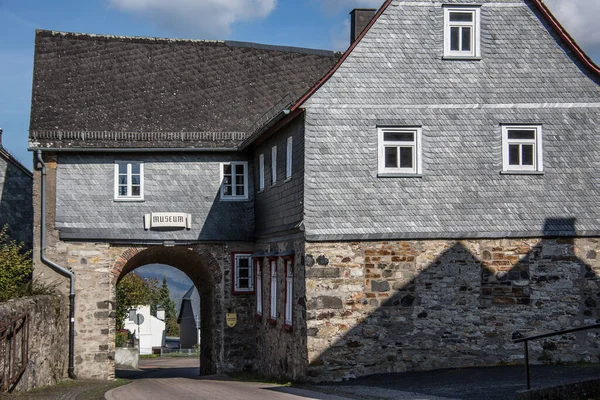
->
[294,0,599,111]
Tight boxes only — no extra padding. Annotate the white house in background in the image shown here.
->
[178,286,200,349]
[123,305,166,355]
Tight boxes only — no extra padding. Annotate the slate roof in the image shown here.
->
[177,286,200,327]
[29,31,340,149]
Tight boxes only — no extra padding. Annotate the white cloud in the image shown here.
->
[544,0,600,52]
[108,0,277,37]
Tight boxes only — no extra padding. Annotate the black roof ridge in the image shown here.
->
[37,29,340,57]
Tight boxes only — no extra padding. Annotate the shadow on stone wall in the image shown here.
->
[0,157,33,250]
[306,218,600,381]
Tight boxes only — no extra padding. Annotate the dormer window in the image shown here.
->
[444,6,480,59]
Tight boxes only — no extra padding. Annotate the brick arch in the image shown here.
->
[111,244,223,375]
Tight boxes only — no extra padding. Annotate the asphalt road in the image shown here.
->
[109,358,600,400]
[109,358,353,400]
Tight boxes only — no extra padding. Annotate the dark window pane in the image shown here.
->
[236,185,245,196]
[239,268,249,278]
[239,278,249,289]
[521,145,534,166]
[507,130,535,140]
[451,27,460,51]
[118,186,127,196]
[131,163,140,174]
[223,176,231,185]
[119,175,128,185]
[450,12,473,22]
[461,27,471,51]
[132,175,140,185]
[236,164,245,175]
[509,144,520,165]
[384,147,398,168]
[223,185,232,196]
[384,132,414,142]
[132,186,141,196]
[118,163,127,174]
[236,175,244,185]
[223,165,232,175]
[400,147,413,168]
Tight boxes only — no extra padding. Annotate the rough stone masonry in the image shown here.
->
[304,238,600,381]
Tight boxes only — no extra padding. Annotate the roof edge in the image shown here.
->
[531,0,600,75]
[36,30,340,57]
[0,147,32,177]
[291,0,393,112]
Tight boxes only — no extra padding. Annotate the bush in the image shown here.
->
[0,226,33,302]
[115,329,132,348]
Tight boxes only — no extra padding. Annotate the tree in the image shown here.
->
[0,226,33,302]
[155,275,179,337]
[115,273,158,330]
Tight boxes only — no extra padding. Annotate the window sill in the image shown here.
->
[500,171,544,176]
[232,290,255,295]
[284,177,292,183]
[377,173,423,178]
[255,314,263,322]
[257,189,264,194]
[220,197,250,202]
[267,318,277,326]
[282,324,293,332]
[442,55,481,61]
[114,198,145,202]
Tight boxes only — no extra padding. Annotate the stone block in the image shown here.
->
[308,296,343,310]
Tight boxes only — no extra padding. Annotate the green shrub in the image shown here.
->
[115,330,131,347]
[0,226,33,302]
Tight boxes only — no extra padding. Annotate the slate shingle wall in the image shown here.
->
[254,115,305,237]
[55,154,254,241]
[0,155,33,249]
[302,0,600,240]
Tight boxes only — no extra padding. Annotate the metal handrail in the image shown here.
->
[513,323,600,390]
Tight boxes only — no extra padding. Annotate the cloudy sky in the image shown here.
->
[0,0,598,170]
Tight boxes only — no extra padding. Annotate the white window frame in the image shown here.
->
[284,259,293,327]
[377,127,422,175]
[256,260,262,316]
[271,145,277,185]
[258,153,265,192]
[114,161,144,201]
[269,260,277,321]
[502,125,543,172]
[220,161,249,201]
[444,6,481,58]
[286,137,293,180]
[233,253,254,294]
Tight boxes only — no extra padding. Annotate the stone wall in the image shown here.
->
[254,238,308,380]
[305,238,600,381]
[0,295,68,392]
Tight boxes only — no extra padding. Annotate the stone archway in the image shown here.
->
[112,245,223,375]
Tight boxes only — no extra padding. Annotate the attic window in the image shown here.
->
[444,6,480,59]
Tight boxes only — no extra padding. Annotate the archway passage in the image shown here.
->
[113,245,221,375]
